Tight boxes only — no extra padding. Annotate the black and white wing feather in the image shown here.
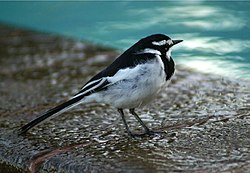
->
[74,48,156,97]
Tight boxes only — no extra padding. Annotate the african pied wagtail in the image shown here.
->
[19,34,182,137]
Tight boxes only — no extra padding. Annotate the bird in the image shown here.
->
[19,34,182,137]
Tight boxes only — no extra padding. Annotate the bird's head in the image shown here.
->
[133,34,183,59]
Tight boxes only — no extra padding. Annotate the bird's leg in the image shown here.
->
[129,108,153,135]
[117,109,134,137]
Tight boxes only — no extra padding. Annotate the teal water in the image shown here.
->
[0,1,249,79]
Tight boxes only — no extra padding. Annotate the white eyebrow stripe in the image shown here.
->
[135,48,161,55]
[152,40,166,46]
[152,39,173,46]
[167,39,173,45]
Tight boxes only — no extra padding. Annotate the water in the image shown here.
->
[0,1,249,79]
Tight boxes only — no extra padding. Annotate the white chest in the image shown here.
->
[101,56,166,108]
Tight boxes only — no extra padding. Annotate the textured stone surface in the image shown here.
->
[0,25,249,173]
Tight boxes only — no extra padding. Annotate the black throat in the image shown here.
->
[159,51,175,81]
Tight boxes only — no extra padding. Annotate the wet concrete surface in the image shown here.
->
[0,24,250,173]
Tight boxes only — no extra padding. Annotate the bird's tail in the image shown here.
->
[19,94,86,135]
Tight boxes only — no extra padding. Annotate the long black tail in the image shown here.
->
[19,94,85,135]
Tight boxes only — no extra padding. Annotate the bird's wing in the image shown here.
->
[74,50,157,97]
[73,77,111,98]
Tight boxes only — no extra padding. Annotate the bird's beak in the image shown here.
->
[172,40,183,46]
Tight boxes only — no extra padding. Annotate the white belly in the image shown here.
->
[85,56,167,109]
